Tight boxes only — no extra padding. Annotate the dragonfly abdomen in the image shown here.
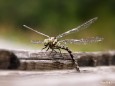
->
[57,45,80,72]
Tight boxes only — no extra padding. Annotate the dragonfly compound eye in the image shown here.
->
[44,39,49,45]
[53,39,57,44]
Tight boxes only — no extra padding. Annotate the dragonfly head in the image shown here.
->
[44,39,49,46]
[44,37,58,46]
[50,37,58,45]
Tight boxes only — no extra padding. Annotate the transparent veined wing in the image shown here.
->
[56,17,98,39]
[59,37,103,45]
[23,25,50,38]
[31,40,44,44]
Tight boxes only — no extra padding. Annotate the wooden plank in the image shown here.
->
[0,49,115,70]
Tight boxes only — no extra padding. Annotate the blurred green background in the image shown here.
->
[0,0,115,51]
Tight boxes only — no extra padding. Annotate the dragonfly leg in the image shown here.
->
[49,49,58,58]
[49,49,54,55]
[41,45,47,51]
[46,47,50,51]
[57,48,64,58]
[54,49,58,54]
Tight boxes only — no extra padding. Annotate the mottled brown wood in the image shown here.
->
[0,49,115,70]
[14,50,115,70]
[0,49,20,69]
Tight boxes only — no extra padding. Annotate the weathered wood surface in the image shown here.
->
[0,66,115,86]
[1,50,115,86]
[0,49,115,70]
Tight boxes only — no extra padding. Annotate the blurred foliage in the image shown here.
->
[0,0,115,51]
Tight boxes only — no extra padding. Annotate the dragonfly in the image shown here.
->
[23,17,103,72]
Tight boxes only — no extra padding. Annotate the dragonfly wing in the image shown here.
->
[59,37,103,45]
[23,25,50,38]
[31,40,44,44]
[56,17,98,39]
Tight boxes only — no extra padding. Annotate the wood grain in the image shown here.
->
[0,49,115,70]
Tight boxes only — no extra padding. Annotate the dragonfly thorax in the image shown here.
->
[44,37,59,46]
